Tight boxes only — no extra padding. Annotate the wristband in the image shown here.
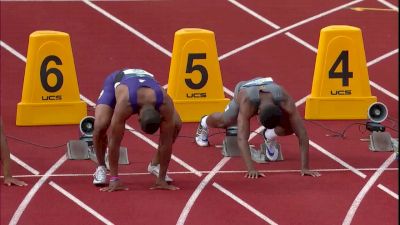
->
[110,176,120,182]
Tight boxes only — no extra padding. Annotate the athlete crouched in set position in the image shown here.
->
[195,77,321,178]
[93,68,181,191]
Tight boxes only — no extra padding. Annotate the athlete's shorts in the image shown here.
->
[221,100,239,125]
[97,70,120,108]
[220,81,245,125]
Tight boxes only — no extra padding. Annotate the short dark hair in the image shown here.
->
[140,107,161,134]
[259,103,282,129]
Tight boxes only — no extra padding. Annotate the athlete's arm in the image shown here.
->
[154,96,179,190]
[282,98,320,177]
[237,94,265,179]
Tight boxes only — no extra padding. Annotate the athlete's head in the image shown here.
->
[139,105,161,134]
[258,103,282,129]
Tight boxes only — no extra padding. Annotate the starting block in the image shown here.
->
[66,140,129,166]
[67,140,91,160]
[222,126,241,157]
[250,141,284,163]
[105,147,129,169]
[369,131,394,152]
[221,126,283,163]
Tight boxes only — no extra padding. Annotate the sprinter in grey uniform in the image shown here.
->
[195,77,320,179]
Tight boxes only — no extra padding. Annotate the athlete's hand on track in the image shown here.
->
[4,177,28,186]
[301,169,321,177]
[150,180,179,191]
[100,180,128,192]
[244,170,265,179]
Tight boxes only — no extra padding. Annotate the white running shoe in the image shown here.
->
[147,163,173,182]
[93,165,107,185]
[264,139,279,161]
[195,117,209,147]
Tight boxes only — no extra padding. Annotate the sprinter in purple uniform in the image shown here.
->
[93,69,181,191]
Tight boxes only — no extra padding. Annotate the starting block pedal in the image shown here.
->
[369,131,394,151]
[67,140,90,160]
[222,126,241,157]
[250,147,268,163]
[105,147,130,169]
[66,140,129,165]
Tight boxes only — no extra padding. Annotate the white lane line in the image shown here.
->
[228,0,280,29]
[228,0,318,53]
[367,49,399,101]
[213,182,278,225]
[0,40,27,61]
[284,32,318,53]
[9,155,67,225]
[5,167,398,178]
[82,0,172,57]
[369,80,399,101]
[309,140,367,178]
[377,0,399,11]
[49,181,114,225]
[366,48,398,67]
[10,154,40,175]
[377,183,399,199]
[342,153,397,225]
[220,0,364,60]
[176,157,230,225]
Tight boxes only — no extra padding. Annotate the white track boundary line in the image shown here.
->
[228,0,319,53]
[176,157,230,225]
[82,0,172,57]
[3,167,398,178]
[377,0,399,11]
[10,153,40,175]
[342,153,397,225]
[220,0,364,60]
[377,184,399,199]
[49,181,114,225]
[228,0,280,29]
[0,40,27,61]
[9,155,67,225]
[309,140,367,179]
[213,182,278,225]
